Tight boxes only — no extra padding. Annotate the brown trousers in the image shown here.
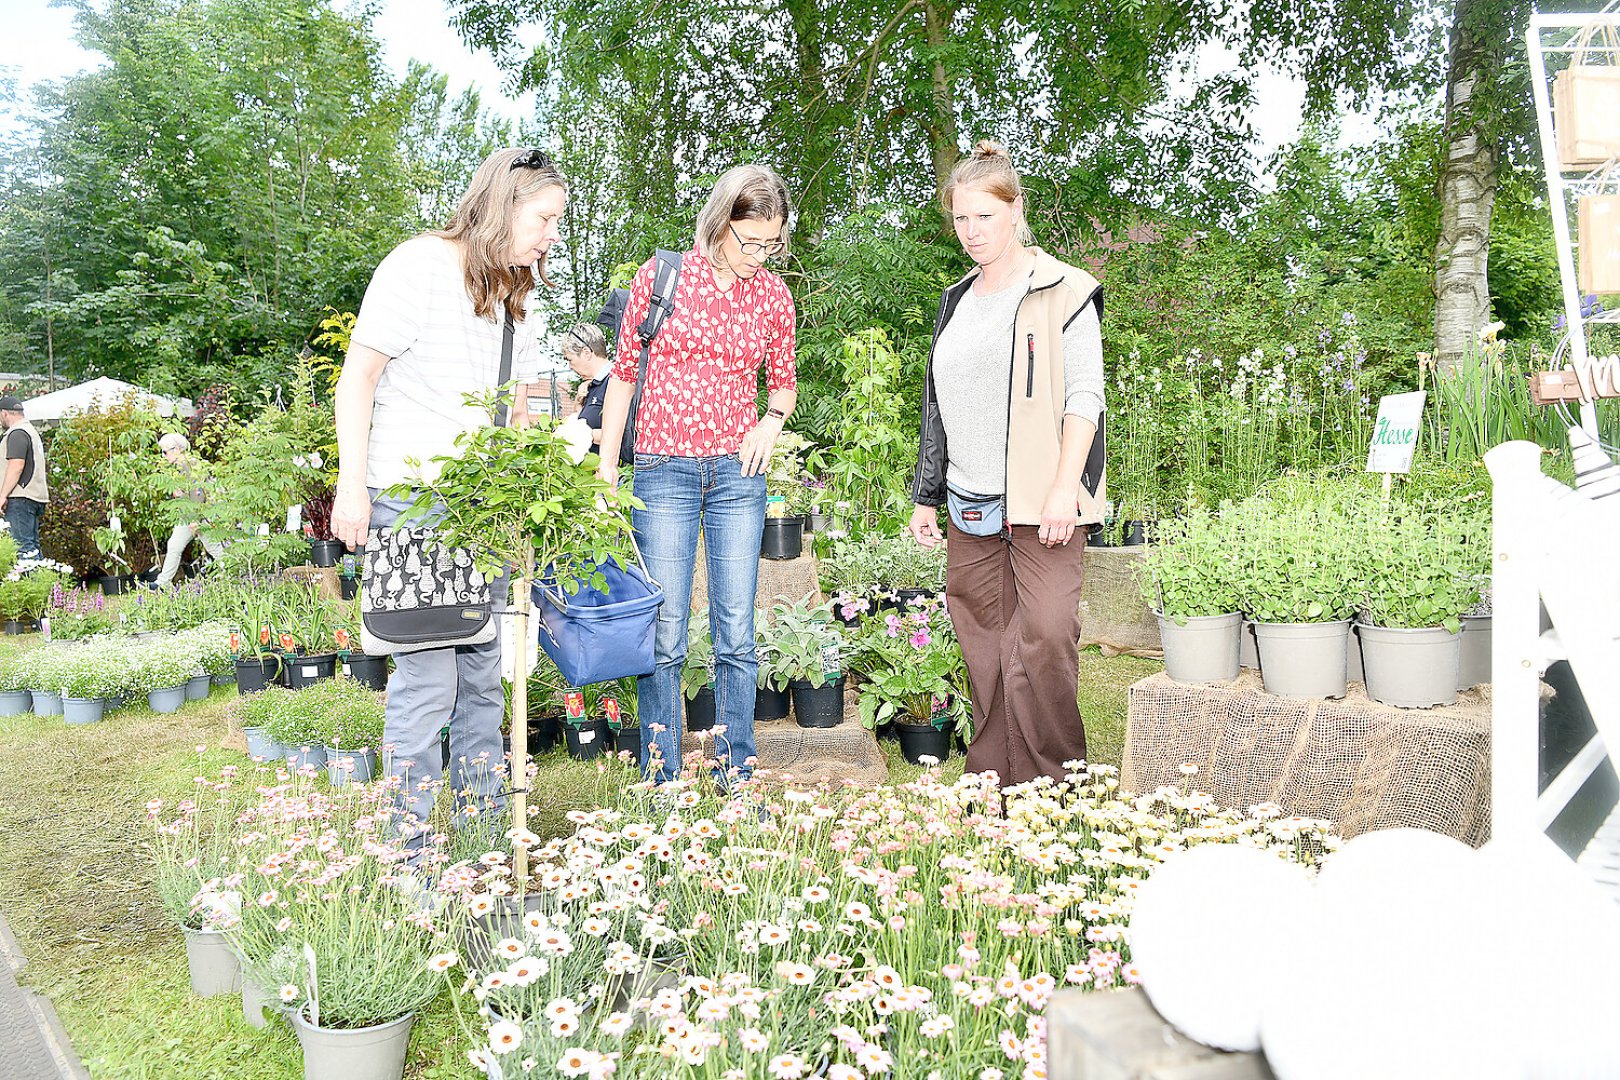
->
[946,522,1087,787]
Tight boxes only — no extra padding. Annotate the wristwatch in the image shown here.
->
[766,408,787,420]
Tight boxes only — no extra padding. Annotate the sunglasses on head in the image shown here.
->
[510,148,553,171]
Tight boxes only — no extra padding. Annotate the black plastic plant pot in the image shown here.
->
[340,653,389,690]
[285,653,338,689]
[138,568,161,583]
[760,517,805,561]
[1121,521,1148,546]
[339,576,359,601]
[894,588,938,608]
[791,676,845,728]
[896,721,953,765]
[310,539,343,567]
[563,717,610,761]
[234,656,281,695]
[529,714,561,755]
[1089,525,1115,548]
[754,684,790,722]
[2,619,32,636]
[610,725,642,761]
[98,574,129,596]
[686,686,717,731]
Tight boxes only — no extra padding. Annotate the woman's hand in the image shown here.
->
[1038,484,1080,548]
[739,416,783,477]
[909,504,943,549]
[596,460,620,491]
[332,484,372,550]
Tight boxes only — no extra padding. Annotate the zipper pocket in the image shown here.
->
[1025,333,1036,397]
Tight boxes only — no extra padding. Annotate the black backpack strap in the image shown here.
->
[619,250,683,465]
[493,306,516,428]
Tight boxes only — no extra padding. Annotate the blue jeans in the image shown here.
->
[4,497,42,557]
[632,453,765,784]
[368,492,508,857]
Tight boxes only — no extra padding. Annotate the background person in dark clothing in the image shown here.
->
[0,396,48,557]
[562,323,611,456]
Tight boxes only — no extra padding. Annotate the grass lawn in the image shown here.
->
[0,636,1156,1078]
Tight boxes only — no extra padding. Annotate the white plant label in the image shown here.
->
[1366,390,1426,474]
[285,504,302,533]
[578,730,596,744]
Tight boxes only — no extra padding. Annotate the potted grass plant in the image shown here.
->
[769,597,846,728]
[1232,489,1369,700]
[1136,506,1243,683]
[1356,507,1483,708]
[681,607,717,732]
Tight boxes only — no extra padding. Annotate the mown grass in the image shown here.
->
[0,634,1156,1078]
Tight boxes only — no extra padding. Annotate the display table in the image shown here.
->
[680,686,889,789]
[1121,671,1492,845]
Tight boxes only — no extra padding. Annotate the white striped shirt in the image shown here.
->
[352,235,539,489]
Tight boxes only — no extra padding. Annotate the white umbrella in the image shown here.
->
[20,376,195,422]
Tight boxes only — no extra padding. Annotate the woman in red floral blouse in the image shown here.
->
[597,165,798,785]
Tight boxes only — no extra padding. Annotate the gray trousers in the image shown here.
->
[368,493,508,856]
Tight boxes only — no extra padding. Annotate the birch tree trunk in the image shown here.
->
[1433,0,1500,377]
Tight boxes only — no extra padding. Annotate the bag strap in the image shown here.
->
[494,307,516,428]
[620,250,684,464]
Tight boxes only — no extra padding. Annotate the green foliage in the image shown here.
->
[1135,508,1241,621]
[1230,482,1377,625]
[680,607,715,701]
[394,391,640,591]
[767,597,843,688]
[0,534,15,578]
[846,597,971,738]
[1360,507,1488,634]
[824,329,914,535]
[40,397,167,571]
[1423,326,1573,463]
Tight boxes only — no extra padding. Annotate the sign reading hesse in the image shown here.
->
[1366,391,1427,474]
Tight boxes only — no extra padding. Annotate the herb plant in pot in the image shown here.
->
[1233,493,1367,700]
[1136,507,1243,683]
[753,612,791,722]
[770,598,846,728]
[1355,509,1481,708]
[681,607,717,732]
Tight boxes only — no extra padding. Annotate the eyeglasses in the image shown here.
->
[729,223,786,258]
[510,148,554,171]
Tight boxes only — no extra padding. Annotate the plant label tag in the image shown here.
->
[342,664,352,676]
[821,644,841,678]
[565,690,585,720]
[578,730,595,744]
[1366,391,1426,474]
[301,666,317,678]
[230,630,241,655]
[604,697,620,723]
[286,505,302,533]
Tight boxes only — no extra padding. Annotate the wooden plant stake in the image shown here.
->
[511,539,533,886]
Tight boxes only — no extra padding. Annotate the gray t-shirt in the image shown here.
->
[932,277,1105,496]
[351,235,540,489]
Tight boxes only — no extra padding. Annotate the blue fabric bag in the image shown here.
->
[534,554,664,686]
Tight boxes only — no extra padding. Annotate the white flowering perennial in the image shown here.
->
[440,764,1338,1077]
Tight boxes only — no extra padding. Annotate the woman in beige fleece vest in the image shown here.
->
[907,142,1108,788]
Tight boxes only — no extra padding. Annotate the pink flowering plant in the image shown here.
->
[145,750,242,932]
[212,764,452,1029]
[45,582,115,640]
[437,760,1337,1077]
[846,595,971,736]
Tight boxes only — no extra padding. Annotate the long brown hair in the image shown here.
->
[435,148,567,322]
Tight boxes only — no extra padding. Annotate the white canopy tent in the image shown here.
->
[18,377,194,423]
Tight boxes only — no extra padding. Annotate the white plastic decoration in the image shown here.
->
[1130,844,1312,1052]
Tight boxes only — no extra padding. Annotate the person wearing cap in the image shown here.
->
[0,395,48,558]
[152,432,224,588]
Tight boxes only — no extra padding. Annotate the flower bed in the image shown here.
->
[433,763,1336,1078]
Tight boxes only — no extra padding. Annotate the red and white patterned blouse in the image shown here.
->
[611,247,797,457]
